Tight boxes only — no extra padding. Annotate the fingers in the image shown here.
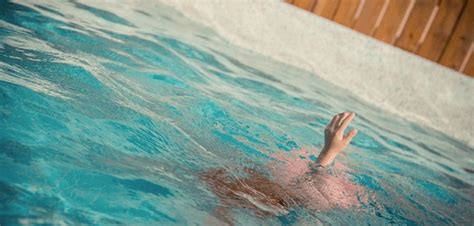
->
[327,113,343,129]
[328,114,340,129]
[327,112,355,131]
[344,128,358,143]
[337,112,350,126]
[329,112,346,128]
[339,112,355,132]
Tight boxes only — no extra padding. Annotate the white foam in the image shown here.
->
[159,0,474,148]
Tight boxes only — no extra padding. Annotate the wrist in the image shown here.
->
[316,148,337,166]
[307,154,336,176]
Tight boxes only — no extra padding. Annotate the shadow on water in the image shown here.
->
[0,139,35,164]
[71,1,136,27]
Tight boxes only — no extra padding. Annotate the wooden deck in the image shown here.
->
[286,0,474,77]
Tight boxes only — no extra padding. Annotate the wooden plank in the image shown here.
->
[313,0,341,19]
[373,0,414,44]
[462,45,474,76]
[333,0,362,27]
[416,0,465,61]
[395,0,438,52]
[353,0,388,35]
[293,0,316,11]
[439,0,474,71]
[285,0,294,3]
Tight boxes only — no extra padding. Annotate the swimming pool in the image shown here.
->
[0,0,473,225]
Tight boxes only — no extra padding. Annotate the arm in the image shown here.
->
[316,112,358,167]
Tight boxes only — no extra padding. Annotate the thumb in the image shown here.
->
[344,128,358,143]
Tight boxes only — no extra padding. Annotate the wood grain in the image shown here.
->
[373,0,414,44]
[333,0,362,27]
[293,0,316,11]
[416,0,465,61]
[439,0,474,71]
[353,0,388,35]
[313,0,341,19]
[395,0,437,52]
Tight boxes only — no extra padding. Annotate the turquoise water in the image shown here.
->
[0,1,473,225]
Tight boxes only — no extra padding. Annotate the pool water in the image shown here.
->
[1,1,473,225]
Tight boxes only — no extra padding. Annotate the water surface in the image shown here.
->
[0,1,473,225]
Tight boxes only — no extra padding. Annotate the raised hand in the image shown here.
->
[317,112,358,166]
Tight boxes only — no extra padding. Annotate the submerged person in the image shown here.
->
[201,112,366,224]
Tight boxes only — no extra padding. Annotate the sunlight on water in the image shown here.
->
[0,1,473,225]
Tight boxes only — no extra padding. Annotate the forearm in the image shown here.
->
[315,147,338,167]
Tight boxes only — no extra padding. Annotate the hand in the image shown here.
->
[317,112,358,166]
